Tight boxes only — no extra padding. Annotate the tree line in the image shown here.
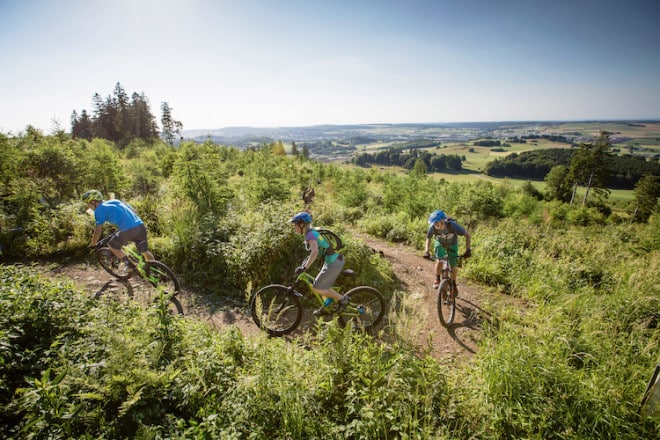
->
[70,82,182,148]
[485,136,660,190]
[352,148,463,172]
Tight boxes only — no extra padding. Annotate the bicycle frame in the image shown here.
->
[289,270,343,307]
[433,245,462,327]
[433,246,462,280]
[96,232,147,275]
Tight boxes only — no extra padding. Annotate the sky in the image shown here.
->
[1,0,659,134]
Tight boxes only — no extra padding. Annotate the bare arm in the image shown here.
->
[304,239,319,269]
[90,224,103,247]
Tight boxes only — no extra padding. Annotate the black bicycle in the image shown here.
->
[250,263,387,337]
[425,248,465,327]
[94,232,183,314]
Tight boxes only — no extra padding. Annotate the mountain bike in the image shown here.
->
[93,232,183,314]
[425,248,464,327]
[250,262,386,337]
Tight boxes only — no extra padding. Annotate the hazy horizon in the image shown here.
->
[2,0,659,135]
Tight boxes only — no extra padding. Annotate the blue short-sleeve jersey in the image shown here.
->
[94,200,143,231]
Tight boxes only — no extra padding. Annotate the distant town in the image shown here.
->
[182,120,659,150]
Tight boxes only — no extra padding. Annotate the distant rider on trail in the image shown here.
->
[423,210,471,289]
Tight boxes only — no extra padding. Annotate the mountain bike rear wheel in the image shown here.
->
[250,284,302,336]
[144,261,180,296]
[96,247,132,280]
[437,279,456,327]
[338,286,386,331]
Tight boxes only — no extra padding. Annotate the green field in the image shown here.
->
[338,121,655,204]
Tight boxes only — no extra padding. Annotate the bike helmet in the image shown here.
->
[428,209,447,225]
[289,211,312,225]
[82,190,103,204]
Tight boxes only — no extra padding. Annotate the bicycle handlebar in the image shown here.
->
[423,253,470,260]
[93,233,116,249]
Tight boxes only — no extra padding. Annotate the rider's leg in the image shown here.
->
[448,244,459,282]
[312,287,344,302]
[109,246,127,260]
[433,241,444,288]
[108,233,128,261]
[312,257,347,314]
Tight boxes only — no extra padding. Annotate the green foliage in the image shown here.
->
[3,130,660,438]
[334,169,370,209]
[171,142,233,218]
[0,266,445,439]
[502,192,543,223]
[4,260,655,439]
[72,83,159,146]
[545,164,572,202]
[485,148,574,179]
[632,174,660,222]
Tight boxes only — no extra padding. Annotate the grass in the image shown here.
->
[4,214,658,439]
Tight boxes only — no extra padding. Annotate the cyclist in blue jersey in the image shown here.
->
[423,210,471,289]
[82,190,155,264]
[289,211,350,316]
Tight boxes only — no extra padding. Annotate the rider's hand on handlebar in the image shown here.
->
[462,249,471,258]
[295,265,306,275]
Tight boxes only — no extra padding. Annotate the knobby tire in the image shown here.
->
[96,247,132,280]
[144,260,180,296]
[338,286,386,331]
[437,279,456,327]
[251,284,302,336]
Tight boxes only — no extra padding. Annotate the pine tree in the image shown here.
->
[545,165,572,202]
[632,174,659,222]
[160,102,183,146]
[567,131,611,206]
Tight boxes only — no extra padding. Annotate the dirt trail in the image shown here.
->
[40,234,490,362]
[354,233,486,361]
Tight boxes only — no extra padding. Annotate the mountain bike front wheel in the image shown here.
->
[144,261,180,296]
[250,284,302,336]
[96,247,132,280]
[338,286,386,331]
[437,279,456,327]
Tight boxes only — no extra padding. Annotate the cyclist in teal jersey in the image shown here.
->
[289,211,350,316]
[82,190,155,264]
[423,210,471,289]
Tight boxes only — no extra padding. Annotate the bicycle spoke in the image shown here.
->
[144,261,180,296]
[437,279,456,327]
[97,247,131,280]
[339,286,386,331]
[251,285,302,336]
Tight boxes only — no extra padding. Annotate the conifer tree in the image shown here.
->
[567,131,611,206]
[160,102,183,146]
[632,174,659,222]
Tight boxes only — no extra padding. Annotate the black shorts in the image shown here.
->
[109,224,149,254]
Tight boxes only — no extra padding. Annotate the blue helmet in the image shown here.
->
[289,211,312,224]
[428,210,447,225]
